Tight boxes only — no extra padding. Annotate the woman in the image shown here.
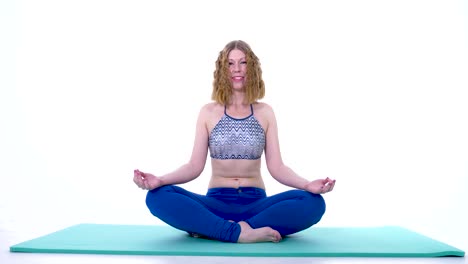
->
[133,40,336,243]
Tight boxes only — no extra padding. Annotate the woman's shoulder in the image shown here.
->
[253,101,275,116]
[198,102,224,120]
[200,102,223,113]
[253,102,277,129]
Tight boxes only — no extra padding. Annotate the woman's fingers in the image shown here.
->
[133,169,157,190]
[134,169,144,178]
[322,178,335,193]
[134,176,143,188]
[330,180,336,191]
[143,180,152,190]
[133,169,148,189]
[133,174,140,184]
[327,180,336,192]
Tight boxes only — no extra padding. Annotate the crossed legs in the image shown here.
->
[145,185,326,243]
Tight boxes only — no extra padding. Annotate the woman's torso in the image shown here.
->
[205,103,268,189]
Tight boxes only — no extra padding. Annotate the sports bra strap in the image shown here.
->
[224,104,254,116]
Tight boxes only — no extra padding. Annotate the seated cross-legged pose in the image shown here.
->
[133,40,336,243]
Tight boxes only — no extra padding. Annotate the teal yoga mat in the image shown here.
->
[10,224,465,257]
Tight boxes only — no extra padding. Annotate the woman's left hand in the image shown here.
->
[305,177,336,194]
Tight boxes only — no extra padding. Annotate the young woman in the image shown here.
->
[133,40,336,243]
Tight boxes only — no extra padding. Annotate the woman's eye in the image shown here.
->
[228,61,246,66]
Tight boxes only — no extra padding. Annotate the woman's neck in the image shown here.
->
[229,92,248,107]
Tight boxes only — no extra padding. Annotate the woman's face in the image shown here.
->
[228,49,247,90]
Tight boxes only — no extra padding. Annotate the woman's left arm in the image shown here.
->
[262,104,335,194]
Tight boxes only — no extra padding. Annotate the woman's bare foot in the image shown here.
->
[237,221,282,243]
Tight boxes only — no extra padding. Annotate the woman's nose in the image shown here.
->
[232,63,240,72]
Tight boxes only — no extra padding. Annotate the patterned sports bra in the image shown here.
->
[208,104,266,160]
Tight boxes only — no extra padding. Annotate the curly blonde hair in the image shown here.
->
[211,40,265,104]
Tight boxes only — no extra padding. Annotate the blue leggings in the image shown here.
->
[146,185,326,243]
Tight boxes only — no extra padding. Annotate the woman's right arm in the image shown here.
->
[133,105,210,190]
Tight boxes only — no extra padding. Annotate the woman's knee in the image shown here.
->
[293,190,327,222]
[269,190,327,235]
[145,185,176,211]
[308,192,326,215]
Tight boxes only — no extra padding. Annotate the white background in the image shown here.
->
[1,0,467,254]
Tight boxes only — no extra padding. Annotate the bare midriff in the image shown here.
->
[208,159,266,189]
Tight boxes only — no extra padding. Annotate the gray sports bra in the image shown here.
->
[208,105,265,160]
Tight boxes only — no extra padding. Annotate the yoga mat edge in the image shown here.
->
[9,224,465,257]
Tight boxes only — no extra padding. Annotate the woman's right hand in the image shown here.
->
[133,169,163,190]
